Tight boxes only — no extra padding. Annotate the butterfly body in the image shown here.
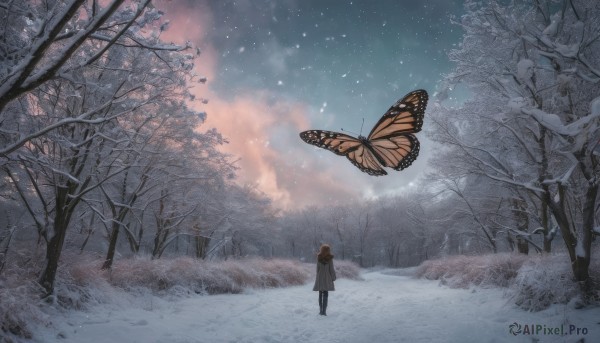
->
[299,90,427,176]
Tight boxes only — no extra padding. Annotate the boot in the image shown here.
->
[318,292,323,315]
[322,291,328,316]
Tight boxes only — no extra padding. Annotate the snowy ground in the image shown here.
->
[32,270,600,343]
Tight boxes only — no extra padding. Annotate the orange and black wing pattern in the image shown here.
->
[299,90,427,176]
[299,130,387,176]
[367,89,427,171]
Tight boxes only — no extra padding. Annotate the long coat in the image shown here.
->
[313,258,336,291]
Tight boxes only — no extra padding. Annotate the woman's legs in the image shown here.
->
[318,291,330,315]
[318,291,323,315]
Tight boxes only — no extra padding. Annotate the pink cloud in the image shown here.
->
[157,1,362,209]
[158,1,218,81]
[203,93,304,206]
[201,92,360,209]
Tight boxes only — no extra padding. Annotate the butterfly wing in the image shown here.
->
[367,89,427,140]
[299,130,362,155]
[369,134,420,171]
[299,130,387,176]
[345,144,388,176]
[366,89,427,171]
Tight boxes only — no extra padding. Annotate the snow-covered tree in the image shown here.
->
[0,0,189,157]
[211,184,278,259]
[0,1,234,294]
[429,0,600,288]
[371,195,428,267]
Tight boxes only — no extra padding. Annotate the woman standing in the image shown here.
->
[313,244,336,316]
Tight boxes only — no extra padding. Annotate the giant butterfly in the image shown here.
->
[299,89,427,176]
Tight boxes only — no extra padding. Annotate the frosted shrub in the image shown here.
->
[54,253,112,309]
[510,255,574,311]
[105,257,361,295]
[108,256,227,294]
[415,253,600,312]
[241,259,303,288]
[415,253,528,288]
[0,251,50,341]
[220,260,256,287]
[0,281,48,341]
[509,254,600,311]
[108,256,315,295]
[109,257,171,291]
[332,260,362,280]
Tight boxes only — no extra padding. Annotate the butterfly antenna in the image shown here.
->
[340,127,360,136]
[341,118,366,137]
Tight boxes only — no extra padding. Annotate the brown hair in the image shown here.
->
[317,244,334,262]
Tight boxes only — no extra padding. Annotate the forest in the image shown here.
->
[0,0,599,339]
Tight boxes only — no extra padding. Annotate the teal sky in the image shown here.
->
[208,0,463,112]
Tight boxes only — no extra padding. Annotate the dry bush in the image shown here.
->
[53,251,113,309]
[107,256,316,295]
[220,260,255,287]
[105,257,361,295]
[0,251,119,342]
[241,258,310,288]
[415,253,528,288]
[0,250,51,342]
[332,259,362,280]
[108,257,170,291]
[415,252,600,312]
[0,281,48,342]
[509,254,600,311]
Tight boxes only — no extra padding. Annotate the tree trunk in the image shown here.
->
[574,183,598,289]
[124,222,142,253]
[512,198,530,255]
[195,235,210,259]
[152,227,168,259]
[541,201,552,253]
[38,186,73,295]
[544,183,596,286]
[152,195,168,259]
[516,238,529,254]
[102,222,121,269]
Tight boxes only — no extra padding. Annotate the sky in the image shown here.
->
[158,0,466,210]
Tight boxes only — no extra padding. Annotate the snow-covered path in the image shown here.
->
[36,270,599,343]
